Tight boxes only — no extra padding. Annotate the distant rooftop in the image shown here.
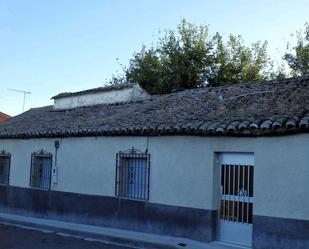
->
[0,112,11,124]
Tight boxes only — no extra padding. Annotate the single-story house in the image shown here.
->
[0,112,11,123]
[0,77,308,249]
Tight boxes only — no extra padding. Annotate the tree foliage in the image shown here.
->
[109,19,273,94]
[284,23,309,76]
[208,33,271,86]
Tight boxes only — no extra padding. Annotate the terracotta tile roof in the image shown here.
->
[1,76,309,138]
[0,112,11,124]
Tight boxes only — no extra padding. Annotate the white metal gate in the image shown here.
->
[218,153,254,246]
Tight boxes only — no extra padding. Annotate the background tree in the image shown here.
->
[284,23,309,76]
[109,19,273,94]
[125,20,213,94]
[208,33,272,86]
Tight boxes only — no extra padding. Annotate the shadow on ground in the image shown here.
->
[0,223,135,249]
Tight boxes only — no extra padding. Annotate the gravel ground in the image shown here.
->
[0,223,136,249]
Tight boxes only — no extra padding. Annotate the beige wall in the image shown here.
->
[0,134,308,221]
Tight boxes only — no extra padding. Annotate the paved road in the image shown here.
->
[0,223,135,249]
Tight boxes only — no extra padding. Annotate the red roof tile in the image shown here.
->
[0,112,11,124]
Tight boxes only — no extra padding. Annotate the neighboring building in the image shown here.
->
[0,112,10,123]
[0,79,308,249]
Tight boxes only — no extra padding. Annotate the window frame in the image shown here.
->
[30,150,53,190]
[115,147,150,201]
[0,150,11,186]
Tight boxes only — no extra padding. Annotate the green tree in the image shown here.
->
[109,19,273,94]
[125,19,213,94]
[284,23,309,76]
[208,33,272,86]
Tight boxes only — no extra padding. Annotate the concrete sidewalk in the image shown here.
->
[0,213,250,249]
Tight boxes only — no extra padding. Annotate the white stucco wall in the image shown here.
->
[53,84,149,110]
[0,134,308,221]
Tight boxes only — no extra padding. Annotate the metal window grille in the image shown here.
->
[220,164,254,224]
[115,147,150,200]
[0,150,11,185]
[30,150,52,190]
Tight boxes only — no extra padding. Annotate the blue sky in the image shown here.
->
[0,0,308,116]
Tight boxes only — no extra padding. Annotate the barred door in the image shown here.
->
[218,153,254,246]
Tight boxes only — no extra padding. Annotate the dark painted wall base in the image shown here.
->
[253,215,309,249]
[0,185,217,242]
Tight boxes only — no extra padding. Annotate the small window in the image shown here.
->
[30,150,52,190]
[0,150,11,185]
[116,147,150,200]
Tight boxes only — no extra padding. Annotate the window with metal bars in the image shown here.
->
[115,147,150,200]
[30,150,52,190]
[0,150,11,185]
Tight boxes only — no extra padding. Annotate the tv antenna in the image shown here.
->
[7,89,31,112]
